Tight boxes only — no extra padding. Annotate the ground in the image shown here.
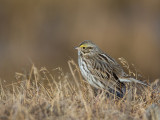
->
[0,60,159,120]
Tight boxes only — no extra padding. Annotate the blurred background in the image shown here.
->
[0,0,160,82]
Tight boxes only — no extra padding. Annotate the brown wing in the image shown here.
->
[98,53,127,77]
[87,54,125,96]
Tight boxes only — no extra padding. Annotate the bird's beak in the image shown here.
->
[75,46,79,50]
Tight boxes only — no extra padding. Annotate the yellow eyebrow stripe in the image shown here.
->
[80,44,88,48]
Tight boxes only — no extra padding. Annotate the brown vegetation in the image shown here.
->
[0,60,159,120]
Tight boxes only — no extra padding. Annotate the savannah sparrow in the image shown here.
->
[75,40,147,98]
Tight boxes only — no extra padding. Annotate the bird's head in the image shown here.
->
[75,40,101,56]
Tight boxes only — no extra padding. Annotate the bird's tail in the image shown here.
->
[119,77,148,86]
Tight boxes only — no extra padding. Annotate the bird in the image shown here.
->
[75,40,147,98]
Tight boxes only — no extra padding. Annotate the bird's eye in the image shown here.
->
[83,47,85,49]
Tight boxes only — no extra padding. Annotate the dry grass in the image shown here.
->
[0,60,159,120]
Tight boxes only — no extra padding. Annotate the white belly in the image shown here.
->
[78,57,105,89]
